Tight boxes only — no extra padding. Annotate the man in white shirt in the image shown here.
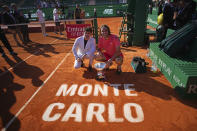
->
[36,5,48,36]
[72,27,96,71]
[53,5,63,35]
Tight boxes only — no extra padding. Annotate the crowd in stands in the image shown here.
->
[36,0,61,8]
[35,0,126,8]
[149,0,197,40]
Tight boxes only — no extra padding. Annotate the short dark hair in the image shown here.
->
[85,27,92,33]
[100,24,111,35]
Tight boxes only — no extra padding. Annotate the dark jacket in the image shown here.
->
[163,2,174,27]
[11,10,29,23]
[175,1,196,28]
[2,12,16,25]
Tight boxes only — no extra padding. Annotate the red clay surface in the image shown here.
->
[0,17,197,131]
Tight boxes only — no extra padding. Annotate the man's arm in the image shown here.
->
[110,45,121,61]
[106,37,122,66]
[86,38,96,57]
[72,38,79,60]
[106,45,121,66]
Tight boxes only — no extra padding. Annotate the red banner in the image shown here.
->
[66,24,91,38]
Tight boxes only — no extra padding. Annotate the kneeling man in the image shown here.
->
[72,27,96,71]
[95,25,123,74]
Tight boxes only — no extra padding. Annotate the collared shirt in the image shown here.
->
[98,34,122,58]
[53,8,59,22]
[36,9,45,23]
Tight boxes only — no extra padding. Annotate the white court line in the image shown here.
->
[1,51,72,131]
[0,39,59,77]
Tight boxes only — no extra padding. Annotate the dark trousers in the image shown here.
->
[0,32,14,54]
[20,25,30,42]
[76,17,82,24]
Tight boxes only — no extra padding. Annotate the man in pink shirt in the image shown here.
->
[95,25,123,74]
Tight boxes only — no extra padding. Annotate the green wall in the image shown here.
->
[22,4,127,21]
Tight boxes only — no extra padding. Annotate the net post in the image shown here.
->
[93,18,98,44]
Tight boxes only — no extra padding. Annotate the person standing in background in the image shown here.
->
[80,9,85,24]
[158,0,164,15]
[28,11,31,19]
[174,0,196,29]
[53,5,63,35]
[1,5,25,45]
[0,13,17,57]
[0,28,18,57]
[61,5,66,20]
[149,1,153,14]
[74,4,82,24]
[11,3,31,44]
[162,0,174,39]
[94,8,97,18]
[36,5,48,36]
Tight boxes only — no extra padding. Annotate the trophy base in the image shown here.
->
[96,72,106,81]
[96,76,106,81]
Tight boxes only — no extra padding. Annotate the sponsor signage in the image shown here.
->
[42,83,145,123]
[66,24,91,38]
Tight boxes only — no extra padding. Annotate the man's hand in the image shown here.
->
[77,57,82,62]
[101,49,106,53]
[81,54,87,60]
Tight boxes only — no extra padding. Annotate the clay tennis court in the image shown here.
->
[0,17,197,131]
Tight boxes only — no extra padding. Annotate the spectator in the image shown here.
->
[94,8,97,18]
[11,3,31,44]
[67,7,73,19]
[40,0,44,8]
[1,5,24,45]
[72,27,96,71]
[0,14,17,57]
[95,25,123,74]
[28,11,31,19]
[158,0,164,15]
[174,0,196,29]
[80,9,85,24]
[74,4,82,24]
[0,28,18,57]
[36,5,48,36]
[53,5,63,35]
[61,5,66,20]
[160,0,174,39]
[55,0,60,8]
[149,1,153,14]
[43,1,48,8]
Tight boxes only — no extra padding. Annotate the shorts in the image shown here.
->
[103,53,123,61]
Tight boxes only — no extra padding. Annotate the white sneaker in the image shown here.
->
[44,33,48,36]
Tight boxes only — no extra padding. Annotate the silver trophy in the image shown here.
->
[94,62,106,80]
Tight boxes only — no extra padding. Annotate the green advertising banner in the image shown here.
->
[22,4,127,21]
